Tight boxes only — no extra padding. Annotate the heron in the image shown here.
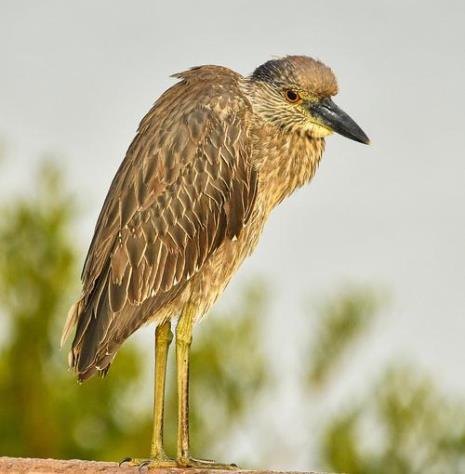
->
[62,55,369,469]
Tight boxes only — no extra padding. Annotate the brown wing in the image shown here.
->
[63,66,258,380]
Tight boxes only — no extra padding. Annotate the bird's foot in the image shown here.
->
[177,456,238,470]
[119,453,177,470]
[119,454,238,470]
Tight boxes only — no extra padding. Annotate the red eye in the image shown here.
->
[285,90,301,103]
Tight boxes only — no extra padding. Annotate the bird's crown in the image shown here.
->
[251,55,338,98]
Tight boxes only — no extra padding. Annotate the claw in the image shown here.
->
[138,460,151,473]
[118,456,177,470]
[118,457,133,467]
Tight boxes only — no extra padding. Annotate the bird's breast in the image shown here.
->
[252,126,325,212]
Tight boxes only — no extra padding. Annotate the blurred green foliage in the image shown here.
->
[1,159,465,473]
[322,366,465,473]
[306,290,465,473]
[306,288,381,389]
[0,161,147,459]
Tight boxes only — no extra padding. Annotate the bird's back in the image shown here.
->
[63,65,259,380]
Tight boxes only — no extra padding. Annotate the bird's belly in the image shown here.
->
[180,212,266,322]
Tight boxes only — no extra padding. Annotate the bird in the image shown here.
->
[61,55,369,469]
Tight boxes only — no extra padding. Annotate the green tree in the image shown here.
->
[305,288,465,474]
[321,365,465,474]
[306,287,381,390]
[0,161,146,459]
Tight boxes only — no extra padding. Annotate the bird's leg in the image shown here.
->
[150,320,174,464]
[120,320,176,469]
[176,304,194,465]
[175,304,237,470]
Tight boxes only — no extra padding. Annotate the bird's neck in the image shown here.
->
[252,123,326,211]
[240,78,326,211]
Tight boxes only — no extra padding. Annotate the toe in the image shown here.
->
[178,457,238,470]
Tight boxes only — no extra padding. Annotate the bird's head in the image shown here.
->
[248,55,369,144]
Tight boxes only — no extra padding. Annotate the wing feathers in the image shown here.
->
[65,68,257,379]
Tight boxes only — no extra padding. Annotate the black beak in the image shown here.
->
[310,98,370,145]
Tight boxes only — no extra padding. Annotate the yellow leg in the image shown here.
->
[121,309,238,470]
[120,321,176,469]
[175,304,237,470]
[150,320,174,463]
[176,304,194,464]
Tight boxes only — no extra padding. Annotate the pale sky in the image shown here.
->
[1,0,464,468]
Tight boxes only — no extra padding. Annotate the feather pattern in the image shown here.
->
[65,66,258,380]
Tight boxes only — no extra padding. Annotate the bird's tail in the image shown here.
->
[61,270,186,382]
[61,271,122,382]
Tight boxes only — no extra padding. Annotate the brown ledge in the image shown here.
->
[0,457,333,474]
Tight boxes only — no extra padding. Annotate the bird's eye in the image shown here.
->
[285,90,301,103]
